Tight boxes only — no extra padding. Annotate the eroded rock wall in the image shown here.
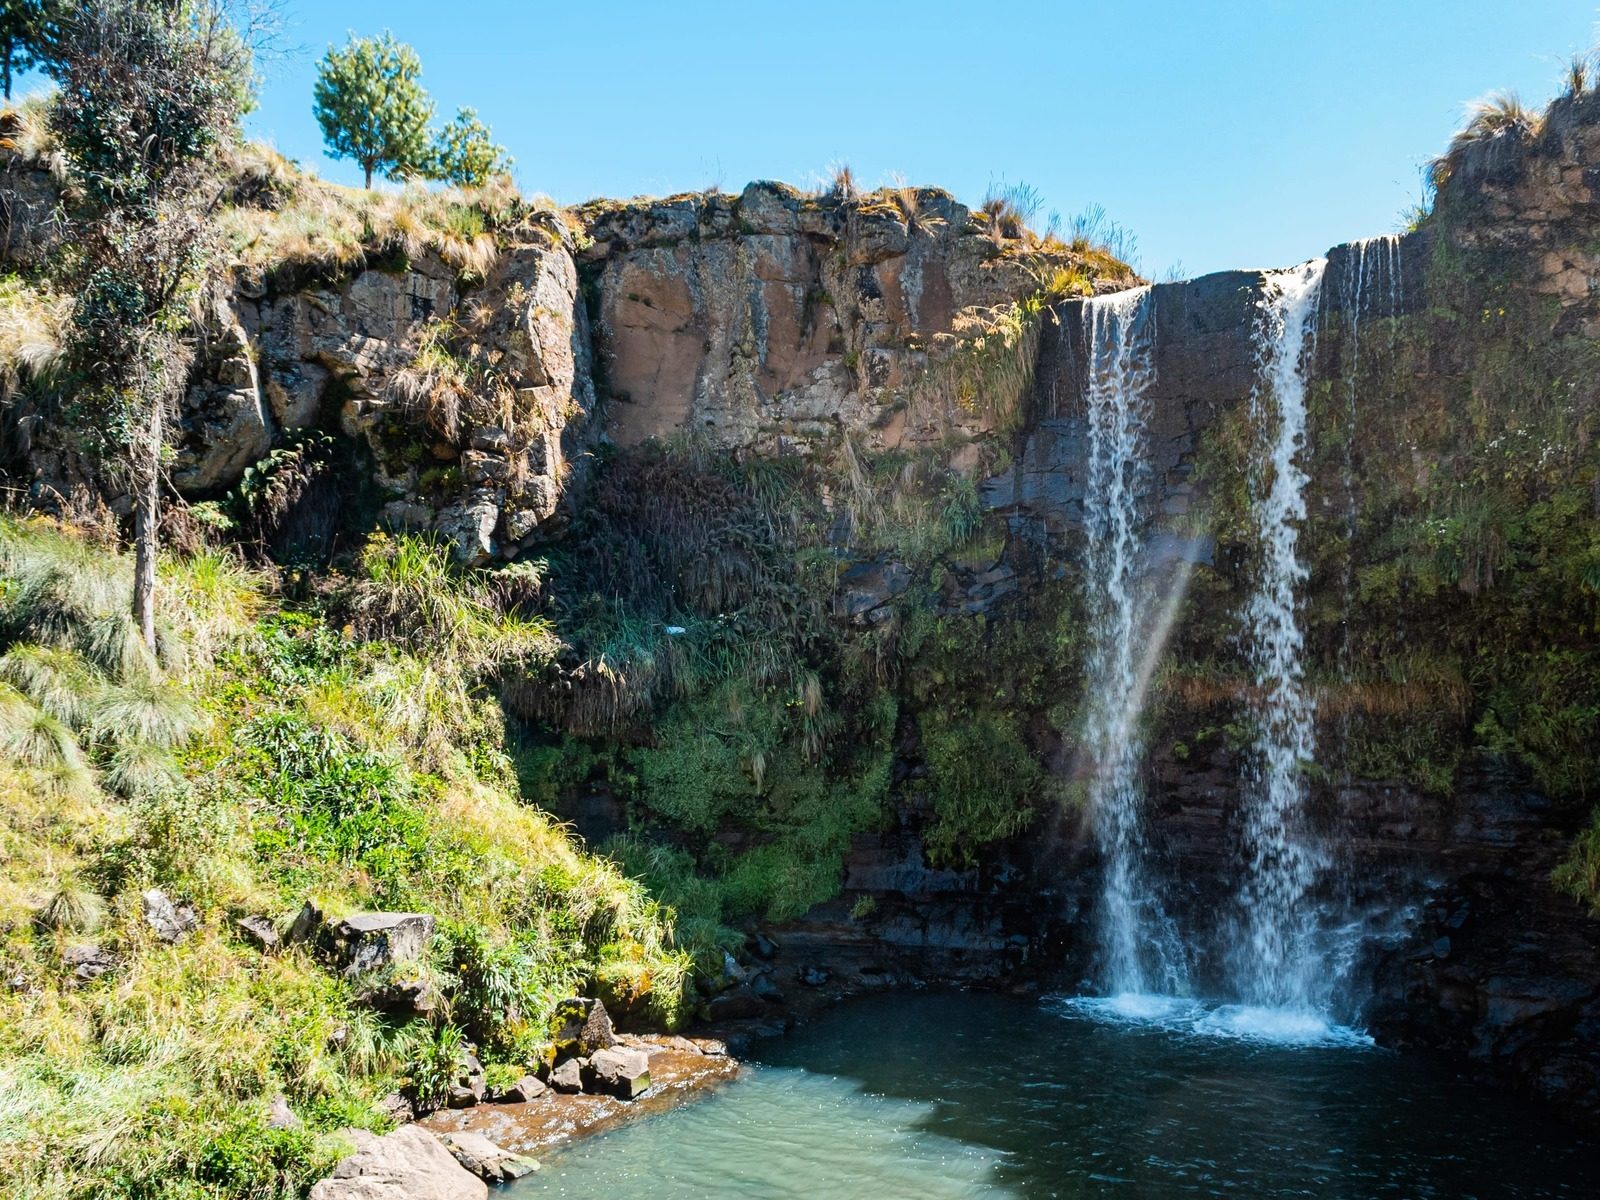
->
[579,181,1131,456]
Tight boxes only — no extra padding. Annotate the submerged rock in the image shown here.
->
[440,1131,538,1183]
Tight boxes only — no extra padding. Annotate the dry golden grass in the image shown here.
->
[0,278,71,395]
[0,93,69,183]
[216,143,534,280]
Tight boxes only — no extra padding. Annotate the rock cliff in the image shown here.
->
[4,92,1598,1126]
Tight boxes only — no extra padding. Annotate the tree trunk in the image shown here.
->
[364,162,373,189]
[132,402,162,656]
[3,48,12,101]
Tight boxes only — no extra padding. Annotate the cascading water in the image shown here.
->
[1068,249,1415,1045]
[1234,259,1331,1012]
[1078,285,1188,998]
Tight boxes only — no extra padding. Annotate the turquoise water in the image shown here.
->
[519,990,1594,1198]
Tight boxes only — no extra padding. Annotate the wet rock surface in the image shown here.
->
[421,1035,740,1154]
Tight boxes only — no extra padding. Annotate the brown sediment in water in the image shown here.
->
[419,1035,743,1159]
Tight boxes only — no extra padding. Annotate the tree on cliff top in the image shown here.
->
[314,31,434,188]
[49,0,249,652]
[430,106,513,187]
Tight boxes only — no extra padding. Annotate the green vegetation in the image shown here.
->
[313,32,435,189]
[0,521,687,1199]
[430,107,514,188]
[48,0,249,654]
[313,32,513,193]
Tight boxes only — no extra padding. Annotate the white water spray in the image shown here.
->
[1236,259,1329,1011]
[1079,286,1188,997]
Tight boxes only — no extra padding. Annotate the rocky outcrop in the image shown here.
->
[578,181,1133,456]
[1439,90,1600,335]
[210,223,598,563]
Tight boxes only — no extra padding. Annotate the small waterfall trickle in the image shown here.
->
[1078,285,1188,998]
[1234,259,1331,1012]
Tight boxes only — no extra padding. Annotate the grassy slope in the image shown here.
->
[0,520,687,1200]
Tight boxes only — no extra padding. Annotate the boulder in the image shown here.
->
[326,913,435,978]
[439,1131,537,1183]
[377,1092,414,1125]
[62,944,116,984]
[497,1074,546,1103]
[356,968,441,1017]
[581,1047,652,1100]
[309,1125,486,1200]
[265,1094,301,1131]
[549,997,616,1058]
[548,1057,584,1094]
[749,971,784,1003]
[285,901,323,947]
[748,931,779,960]
[833,560,912,622]
[142,890,198,944]
[237,914,280,953]
[704,983,764,1021]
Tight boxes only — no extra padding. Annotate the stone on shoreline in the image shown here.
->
[499,1074,547,1102]
[440,1130,538,1183]
[582,1047,651,1100]
[309,1125,485,1200]
[549,1057,584,1093]
[550,997,616,1058]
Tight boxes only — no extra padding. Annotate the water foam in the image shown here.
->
[1052,992,1374,1050]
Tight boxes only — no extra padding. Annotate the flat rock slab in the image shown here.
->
[309,1125,485,1200]
[422,1036,739,1155]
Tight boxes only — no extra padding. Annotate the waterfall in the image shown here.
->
[1079,285,1188,998]
[1234,259,1329,1011]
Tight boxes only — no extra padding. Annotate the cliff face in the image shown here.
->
[181,220,601,564]
[578,182,1128,455]
[1001,105,1600,1115]
[4,97,1599,1122]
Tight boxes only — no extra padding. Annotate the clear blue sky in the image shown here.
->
[26,2,1600,277]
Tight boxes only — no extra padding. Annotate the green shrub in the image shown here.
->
[921,708,1040,867]
[1554,807,1600,914]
